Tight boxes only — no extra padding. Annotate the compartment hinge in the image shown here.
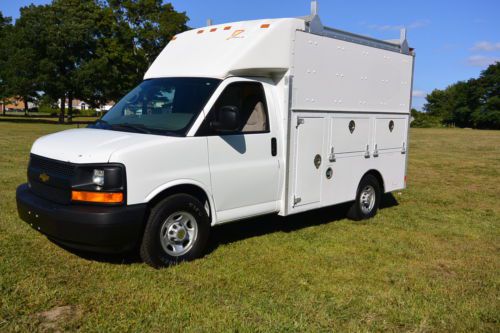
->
[328,146,336,162]
[296,117,305,128]
[364,145,370,159]
[373,144,379,158]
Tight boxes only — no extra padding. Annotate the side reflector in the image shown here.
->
[224,26,232,30]
[261,24,270,29]
[72,191,124,204]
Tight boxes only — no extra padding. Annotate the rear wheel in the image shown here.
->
[140,194,210,268]
[347,174,381,221]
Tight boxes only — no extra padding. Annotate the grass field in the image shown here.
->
[0,123,499,332]
[0,115,99,125]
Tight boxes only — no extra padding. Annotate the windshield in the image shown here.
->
[91,78,221,136]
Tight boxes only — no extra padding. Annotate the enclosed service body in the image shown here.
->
[145,15,414,218]
[16,6,415,267]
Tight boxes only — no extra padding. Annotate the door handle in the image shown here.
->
[271,138,277,156]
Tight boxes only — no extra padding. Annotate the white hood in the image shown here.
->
[31,128,172,164]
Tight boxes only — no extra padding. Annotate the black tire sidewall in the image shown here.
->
[352,175,381,220]
[141,194,210,267]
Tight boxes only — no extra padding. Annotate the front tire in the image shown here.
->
[347,174,381,221]
[140,194,210,268]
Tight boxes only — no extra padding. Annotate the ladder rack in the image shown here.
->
[302,1,411,55]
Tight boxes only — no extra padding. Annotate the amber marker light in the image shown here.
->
[261,24,271,28]
[72,191,124,204]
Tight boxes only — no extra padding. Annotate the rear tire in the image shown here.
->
[347,174,381,221]
[140,194,210,268]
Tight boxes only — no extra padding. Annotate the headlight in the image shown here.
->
[71,164,126,204]
[92,169,105,186]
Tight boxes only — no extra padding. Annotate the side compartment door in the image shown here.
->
[293,116,325,207]
[375,118,408,153]
[197,80,280,222]
[326,116,372,204]
[373,117,408,191]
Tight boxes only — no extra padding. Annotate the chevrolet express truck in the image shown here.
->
[16,2,415,268]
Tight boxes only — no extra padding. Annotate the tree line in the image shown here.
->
[0,0,188,122]
[414,62,499,130]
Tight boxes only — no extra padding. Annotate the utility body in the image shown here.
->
[17,2,415,267]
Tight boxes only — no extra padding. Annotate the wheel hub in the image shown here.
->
[160,212,198,257]
[167,223,188,242]
[360,185,376,214]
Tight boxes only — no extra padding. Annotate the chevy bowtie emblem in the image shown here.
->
[39,173,50,183]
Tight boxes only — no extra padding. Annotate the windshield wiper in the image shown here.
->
[112,123,153,134]
[89,119,111,129]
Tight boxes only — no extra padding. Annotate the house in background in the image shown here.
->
[2,97,36,112]
[57,98,115,113]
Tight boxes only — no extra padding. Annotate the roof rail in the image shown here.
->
[302,0,411,55]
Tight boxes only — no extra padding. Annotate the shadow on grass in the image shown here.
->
[54,193,399,265]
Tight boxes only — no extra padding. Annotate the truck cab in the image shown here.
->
[16,9,414,268]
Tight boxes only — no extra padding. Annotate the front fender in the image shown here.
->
[144,179,218,225]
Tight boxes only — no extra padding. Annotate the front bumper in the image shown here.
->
[16,184,147,253]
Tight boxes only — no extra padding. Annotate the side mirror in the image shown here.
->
[210,105,240,132]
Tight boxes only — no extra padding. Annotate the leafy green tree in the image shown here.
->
[2,1,188,121]
[476,62,500,102]
[2,6,43,116]
[37,0,102,122]
[105,0,188,66]
[423,62,499,129]
[76,0,189,107]
[424,80,480,127]
[472,96,500,129]
[40,0,188,119]
[0,11,13,115]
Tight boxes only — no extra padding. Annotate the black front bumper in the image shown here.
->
[16,184,147,253]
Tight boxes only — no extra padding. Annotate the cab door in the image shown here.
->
[196,79,280,223]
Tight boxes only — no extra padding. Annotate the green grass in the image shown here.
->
[0,115,99,124]
[0,123,499,332]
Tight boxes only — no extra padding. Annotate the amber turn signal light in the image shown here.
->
[71,191,124,204]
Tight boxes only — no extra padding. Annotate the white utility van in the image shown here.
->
[17,2,415,268]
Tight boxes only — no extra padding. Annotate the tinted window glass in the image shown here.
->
[197,82,269,136]
[94,78,220,136]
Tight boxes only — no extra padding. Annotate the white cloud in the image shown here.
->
[471,41,500,52]
[412,90,427,98]
[367,19,430,32]
[407,20,431,29]
[467,55,500,67]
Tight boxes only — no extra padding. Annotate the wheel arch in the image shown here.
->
[362,169,386,193]
[145,180,217,224]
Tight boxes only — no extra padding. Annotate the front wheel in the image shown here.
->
[140,194,210,268]
[347,175,381,221]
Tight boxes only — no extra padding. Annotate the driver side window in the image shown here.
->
[197,82,269,136]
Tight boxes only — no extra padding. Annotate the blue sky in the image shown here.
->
[2,0,499,109]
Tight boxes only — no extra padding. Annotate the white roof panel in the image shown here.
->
[144,18,305,79]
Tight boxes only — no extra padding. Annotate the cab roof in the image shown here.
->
[144,18,305,80]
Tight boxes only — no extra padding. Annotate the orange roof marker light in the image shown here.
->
[197,30,204,34]
[171,36,177,40]
[261,24,271,29]
[224,26,232,30]
[210,28,217,32]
